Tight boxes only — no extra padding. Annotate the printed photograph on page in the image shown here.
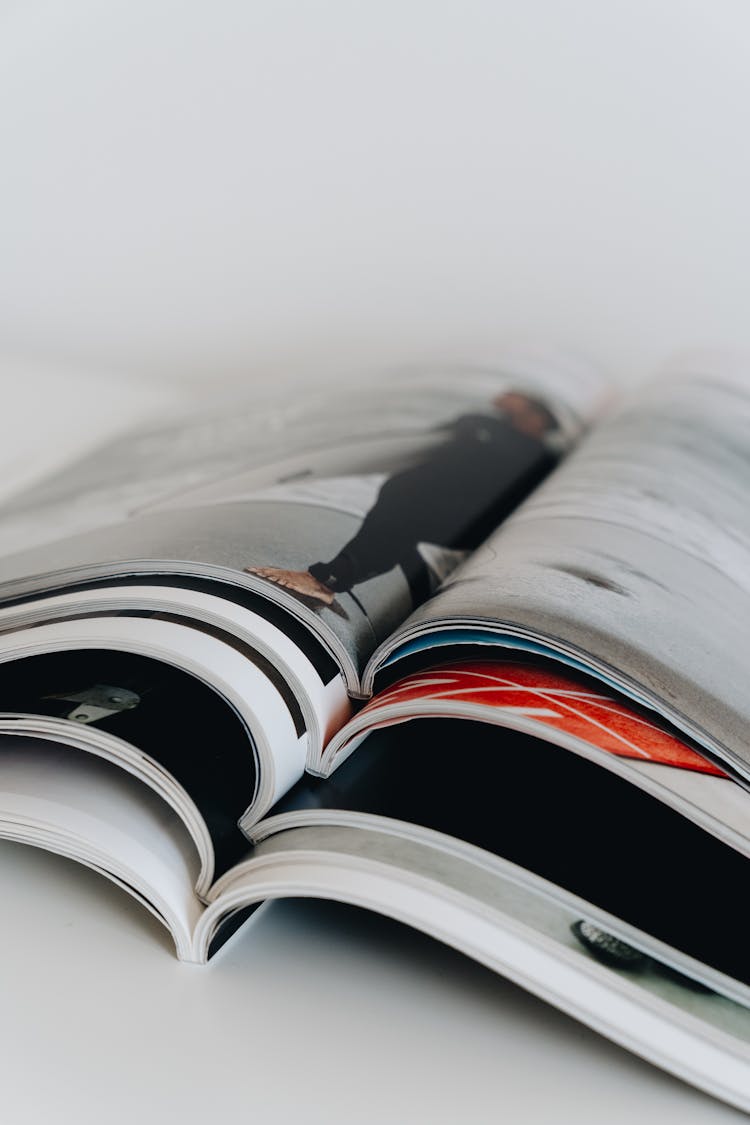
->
[0,371,596,669]
[398,373,750,774]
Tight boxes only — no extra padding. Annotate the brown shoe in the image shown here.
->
[244,566,336,608]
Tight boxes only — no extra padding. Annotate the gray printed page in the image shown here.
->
[394,372,750,771]
[0,363,605,677]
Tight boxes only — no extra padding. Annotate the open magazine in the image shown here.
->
[0,358,749,1110]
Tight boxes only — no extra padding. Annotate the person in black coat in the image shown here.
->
[246,390,559,609]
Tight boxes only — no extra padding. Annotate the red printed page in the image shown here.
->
[357,661,726,777]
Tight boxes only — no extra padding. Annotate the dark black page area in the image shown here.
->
[0,650,254,871]
[275,720,750,985]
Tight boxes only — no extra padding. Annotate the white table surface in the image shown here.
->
[0,841,745,1125]
[0,375,746,1123]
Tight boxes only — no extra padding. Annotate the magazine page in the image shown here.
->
[0,361,606,682]
[201,822,750,1111]
[373,368,750,774]
[0,613,305,830]
[318,659,750,863]
[218,718,750,1111]
[255,719,750,993]
[0,734,203,959]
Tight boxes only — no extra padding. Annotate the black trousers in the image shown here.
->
[309,415,556,603]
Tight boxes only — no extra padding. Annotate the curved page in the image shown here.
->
[0,366,605,682]
[0,583,352,762]
[318,660,750,860]
[197,824,750,1113]
[251,722,750,989]
[371,371,750,774]
[0,712,215,896]
[0,615,304,827]
[0,735,203,958]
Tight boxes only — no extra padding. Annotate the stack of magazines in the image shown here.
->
[1,358,749,1110]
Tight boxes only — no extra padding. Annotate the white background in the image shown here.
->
[2,3,750,1121]
[2,1,750,391]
